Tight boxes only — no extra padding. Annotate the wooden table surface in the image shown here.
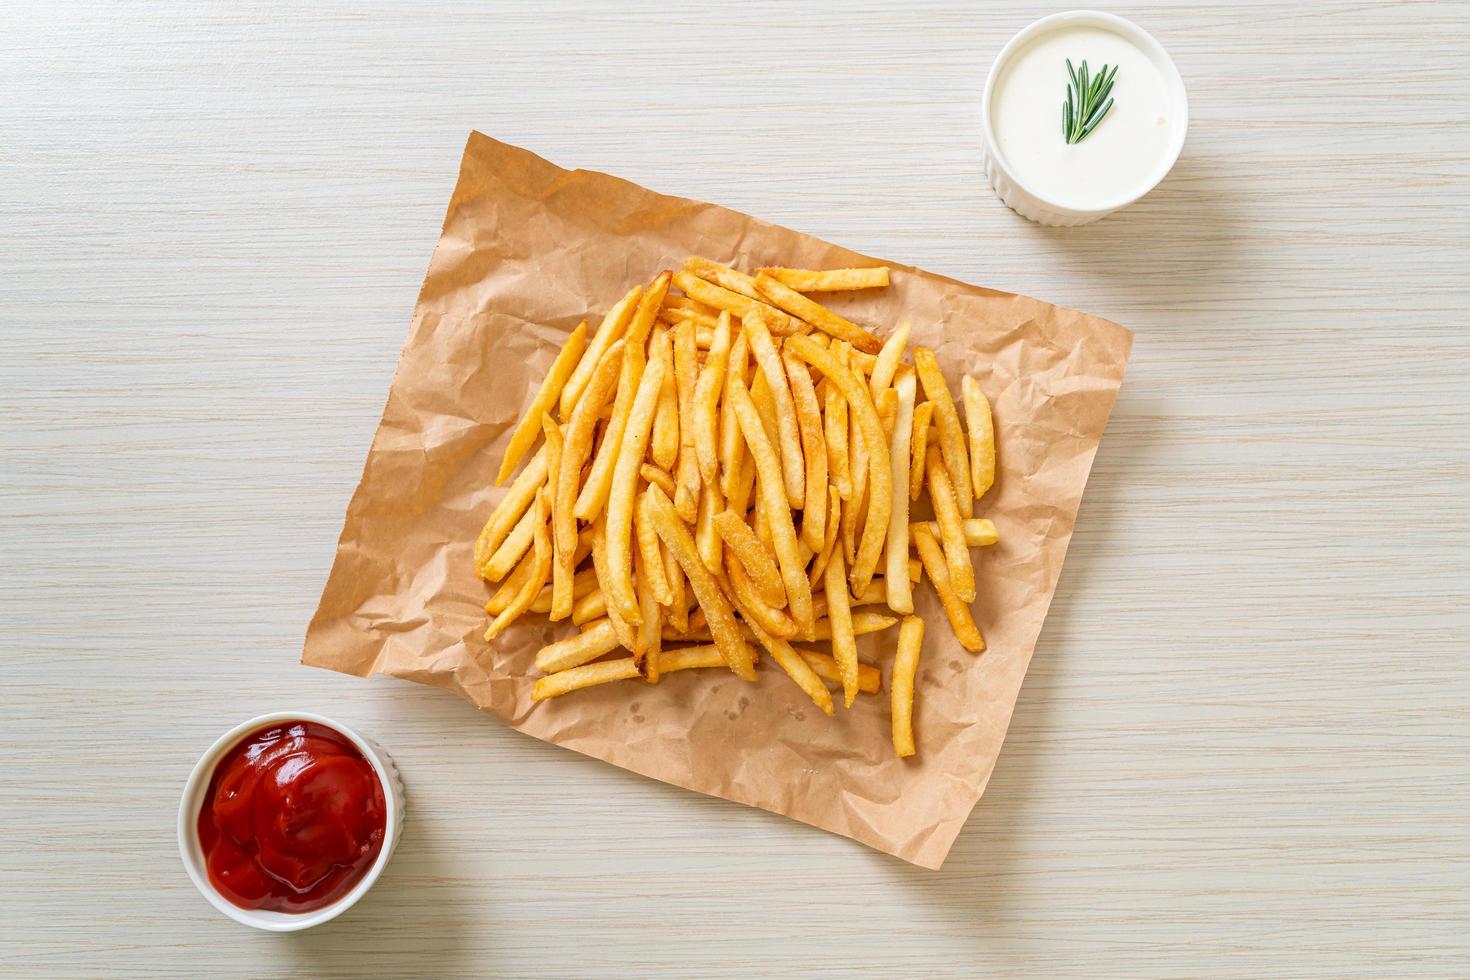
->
[4,1,1467,976]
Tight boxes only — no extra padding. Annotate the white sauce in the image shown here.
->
[991,26,1174,209]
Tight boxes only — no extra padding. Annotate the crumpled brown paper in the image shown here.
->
[303,131,1132,869]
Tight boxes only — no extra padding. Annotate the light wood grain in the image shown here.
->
[3,1,1468,976]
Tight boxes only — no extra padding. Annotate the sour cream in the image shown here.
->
[982,13,1187,224]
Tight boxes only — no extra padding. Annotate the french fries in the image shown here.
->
[498,321,587,484]
[642,485,757,681]
[603,350,668,626]
[672,318,702,522]
[560,285,639,420]
[912,524,985,653]
[885,369,917,614]
[672,270,794,334]
[962,374,995,499]
[824,551,859,707]
[891,616,924,757]
[925,446,976,603]
[783,347,828,552]
[756,266,891,293]
[743,309,805,508]
[909,400,934,502]
[478,257,1003,756]
[692,312,732,486]
[753,273,883,354]
[727,382,815,631]
[913,347,973,518]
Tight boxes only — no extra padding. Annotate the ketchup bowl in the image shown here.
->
[178,712,405,931]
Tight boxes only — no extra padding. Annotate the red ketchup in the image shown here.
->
[197,720,386,913]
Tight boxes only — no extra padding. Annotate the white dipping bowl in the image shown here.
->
[982,10,1188,226]
[178,711,406,932]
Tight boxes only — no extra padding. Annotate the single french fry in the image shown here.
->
[912,523,985,653]
[573,327,646,523]
[909,400,934,502]
[657,306,719,330]
[673,318,702,522]
[570,587,607,625]
[824,551,859,707]
[849,347,877,372]
[808,485,843,588]
[755,266,891,293]
[663,293,718,316]
[843,371,867,568]
[786,334,891,595]
[808,578,887,618]
[531,646,731,700]
[824,365,852,499]
[892,616,925,757]
[633,492,672,604]
[541,415,579,620]
[909,556,922,582]
[535,618,622,674]
[486,549,540,614]
[885,369,918,614]
[531,657,641,700]
[627,271,671,351]
[672,270,794,334]
[796,610,898,643]
[684,256,765,302]
[591,515,637,651]
[483,494,540,582]
[745,618,834,716]
[962,374,995,500]
[603,349,667,627]
[742,309,805,508]
[485,496,550,640]
[658,644,728,672]
[914,518,999,548]
[476,447,549,576]
[696,479,724,574]
[749,368,781,453]
[913,347,973,519]
[650,326,680,471]
[726,382,815,631]
[692,311,732,485]
[725,446,755,522]
[555,340,625,559]
[530,567,598,614]
[641,485,756,681]
[867,319,910,399]
[712,509,786,607]
[632,534,662,674]
[876,387,899,442]
[925,446,975,603]
[498,321,587,484]
[726,556,798,639]
[783,348,828,551]
[663,540,688,634]
[561,285,640,420]
[753,272,882,354]
[796,649,881,694]
[639,462,676,499]
[718,331,749,499]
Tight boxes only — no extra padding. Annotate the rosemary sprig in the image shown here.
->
[1062,58,1118,144]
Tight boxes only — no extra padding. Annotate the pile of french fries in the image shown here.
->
[474,258,997,757]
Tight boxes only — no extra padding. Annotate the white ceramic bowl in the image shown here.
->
[178,711,406,932]
[982,10,1189,226]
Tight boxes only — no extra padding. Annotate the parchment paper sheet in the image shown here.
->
[303,131,1132,869]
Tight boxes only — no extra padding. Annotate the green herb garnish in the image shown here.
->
[1062,58,1118,144]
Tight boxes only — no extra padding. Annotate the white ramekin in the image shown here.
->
[981,10,1189,226]
[178,711,406,932]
